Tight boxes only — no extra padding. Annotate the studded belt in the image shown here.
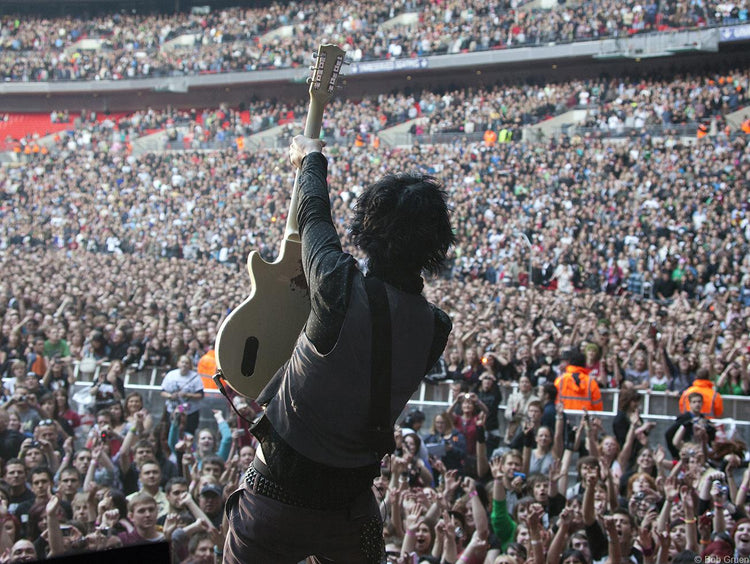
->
[245,464,342,511]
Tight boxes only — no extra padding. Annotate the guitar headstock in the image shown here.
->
[308,44,346,106]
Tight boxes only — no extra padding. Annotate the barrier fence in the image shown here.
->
[64,360,750,446]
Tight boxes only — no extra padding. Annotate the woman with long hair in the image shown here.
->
[109,400,128,436]
[52,388,80,436]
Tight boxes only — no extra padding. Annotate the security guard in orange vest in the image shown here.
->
[742,117,750,135]
[696,124,708,139]
[554,348,603,411]
[678,368,723,418]
[483,129,497,147]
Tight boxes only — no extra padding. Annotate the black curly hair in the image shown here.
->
[349,172,455,276]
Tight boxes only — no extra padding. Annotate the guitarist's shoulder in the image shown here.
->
[430,305,452,338]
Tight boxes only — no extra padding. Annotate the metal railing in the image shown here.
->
[61,360,750,444]
[407,380,750,445]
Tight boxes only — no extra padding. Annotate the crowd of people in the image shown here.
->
[0,63,748,562]
[0,0,748,81]
[5,64,748,159]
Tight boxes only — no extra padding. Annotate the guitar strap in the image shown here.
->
[364,276,396,459]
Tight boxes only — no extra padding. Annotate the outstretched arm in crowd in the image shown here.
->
[389,486,405,539]
[117,410,145,473]
[45,495,65,557]
[525,504,545,564]
[548,506,574,564]
[602,515,623,564]
[489,457,516,546]
[463,477,489,540]
[400,503,425,556]
[681,485,699,553]
[54,437,75,482]
[710,475,727,535]
[582,473,608,561]
[639,508,659,564]
[476,412,490,479]
[619,416,654,472]
[439,510,458,564]
[724,453,741,506]
[457,531,489,564]
[671,424,687,453]
[599,460,618,513]
[737,468,750,512]
[552,402,564,459]
[556,447,573,495]
[657,476,679,534]
[212,410,232,461]
[585,415,602,461]
[612,354,623,388]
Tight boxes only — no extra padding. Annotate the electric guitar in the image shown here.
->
[214,44,346,399]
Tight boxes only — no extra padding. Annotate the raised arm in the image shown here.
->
[463,477,488,540]
[547,507,574,564]
[552,402,565,459]
[681,485,699,553]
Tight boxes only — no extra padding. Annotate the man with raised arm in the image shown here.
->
[224,136,455,563]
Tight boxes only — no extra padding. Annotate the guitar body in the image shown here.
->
[214,238,310,398]
[214,43,345,399]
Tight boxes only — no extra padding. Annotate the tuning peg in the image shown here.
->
[312,51,318,59]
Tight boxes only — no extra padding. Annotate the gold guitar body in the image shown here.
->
[214,238,310,398]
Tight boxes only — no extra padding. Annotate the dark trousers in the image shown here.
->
[223,478,383,563]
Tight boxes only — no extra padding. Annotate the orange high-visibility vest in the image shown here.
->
[555,365,603,411]
[483,129,497,146]
[678,379,723,418]
[742,119,750,135]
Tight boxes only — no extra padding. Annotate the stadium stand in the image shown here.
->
[0,2,750,562]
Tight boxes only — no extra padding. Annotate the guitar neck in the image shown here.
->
[284,100,327,241]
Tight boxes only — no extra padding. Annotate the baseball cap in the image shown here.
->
[200,484,223,497]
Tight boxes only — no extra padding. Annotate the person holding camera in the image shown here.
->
[504,375,539,445]
[4,383,41,433]
[425,412,467,472]
[448,391,489,458]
